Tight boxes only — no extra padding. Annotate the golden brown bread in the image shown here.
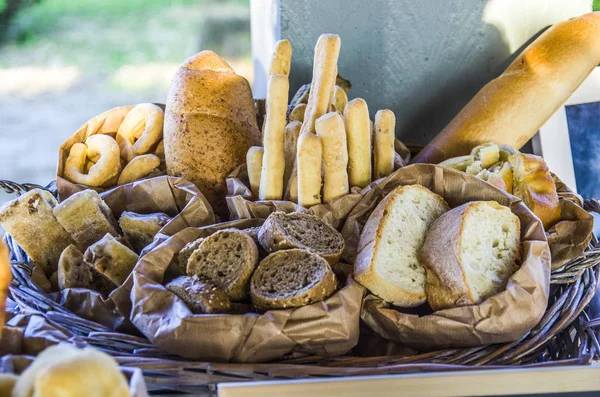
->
[0,240,10,337]
[508,153,561,229]
[164,51,261,216]
[413,12,600,164]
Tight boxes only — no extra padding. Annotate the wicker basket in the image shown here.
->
[2,179,599,397]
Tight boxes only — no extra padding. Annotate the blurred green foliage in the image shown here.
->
[594,0,600,11]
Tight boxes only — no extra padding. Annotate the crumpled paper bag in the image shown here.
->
[342,164,551,350]
[129,219,365,362]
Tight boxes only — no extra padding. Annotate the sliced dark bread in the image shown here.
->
[166,275,231,314]
[250,249,337,311]
[187,229,258,301]
[57,244,117,296]
[258,211,344,264]
[177,238,205,275]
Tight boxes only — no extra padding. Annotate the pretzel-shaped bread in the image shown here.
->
[116,103,164,162]
[64,134,122,187]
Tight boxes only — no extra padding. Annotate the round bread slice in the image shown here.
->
[177,237,205,275]
[166,275,231,314]
[421,201,521,311]
[250,249,337,311]
[258,211,344,264]
[187,229,258,301]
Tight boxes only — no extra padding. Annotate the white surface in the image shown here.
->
[250,0,280,98]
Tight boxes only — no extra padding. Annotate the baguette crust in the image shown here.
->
[246,146,264,198]
[316,112,349,203]
[413,12,600,164]
[297,132,322,207]
[344,98,372,188]
[374,109,396,179]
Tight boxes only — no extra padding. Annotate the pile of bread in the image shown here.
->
[355,184,521,310]
[170,211,346,313]
[1,344,131,397]
[245,35,398,208]
[63,103,165,188]
[439,142,561,230]
[0,188,172,297]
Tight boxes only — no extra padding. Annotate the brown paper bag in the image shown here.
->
[342,164,551,350]
[45,176,215,332]
[56,105,166,201]
[0,316,148,396]
[129,219,365,362]
[225,143,409,228]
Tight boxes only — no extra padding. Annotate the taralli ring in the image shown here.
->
[116,103,164,162]
[117,154,161,185]
[64,134,122,187]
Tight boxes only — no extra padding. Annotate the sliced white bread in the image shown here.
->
[354,185,449,307]
[250,249,337,311]
[421,201,521,311]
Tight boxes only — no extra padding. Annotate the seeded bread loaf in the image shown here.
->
[177,237,204,275]
[0,189,74,275]
[83,234,139,286]
[187,229,258,301]
[421,201,521,310]
[258,211,345,264]
[118,211,172,253]
[166,275,231,314]
[57,245,117,296]
[354,185,449,307]
[250,249,337,311]
[53,190,118,250]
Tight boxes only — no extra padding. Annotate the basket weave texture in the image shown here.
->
[1,179,599,397]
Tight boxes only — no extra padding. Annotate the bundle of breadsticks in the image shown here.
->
[246,34,398,207]
[60,103,165,189]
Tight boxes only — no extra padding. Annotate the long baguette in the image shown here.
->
[413,12,600,164]
[374,109,396,179]
[246,146,264,198]
[344,98,371,188]
[297,132,322,207]
[259,74,289,200]
[315,112,349,203]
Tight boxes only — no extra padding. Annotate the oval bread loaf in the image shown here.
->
[258,211,345,264]
[250,249,337,311]
[421,201,521,311]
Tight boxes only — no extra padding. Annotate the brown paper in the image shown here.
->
[56,105,166,201]
[547,174,594,270]
[0,316,148,396]
[129,219,365,362]
[43,176,215,332]
[342,164,551,350]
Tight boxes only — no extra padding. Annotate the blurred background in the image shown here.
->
[0,0,252,206]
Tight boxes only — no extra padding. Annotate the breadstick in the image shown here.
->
[374,109,396,179]
[315,112,349,203]
[118,154,161,185]
[268,39,292,77]
[300,34,341,135]
[297,132,322,207]
[259,74,289,200]
[246,146,264,198]
[332,85,348,113]
[286,170,298,203]
[284,121,302,187]
[289,103,306,123]
[344,98,371,188]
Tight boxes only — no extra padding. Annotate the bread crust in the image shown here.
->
[166,276,231,314]
[354,185,449,307]
[413,12,600,164]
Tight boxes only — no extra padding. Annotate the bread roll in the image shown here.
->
[508,153,561,229]
[268,39,292,77]
[354,185,449,307]
[297,132,323,207]
[164,51,261,216]
[373,109,395,180]
[0,240,10,337]
[413,12,600,164]
[246,146,264,198]
[0,189,74,275]
[344,98,371,188]
[259,74,289,200]
[300,34,342,135]
[316,112,349,203]
[421,201,521,310]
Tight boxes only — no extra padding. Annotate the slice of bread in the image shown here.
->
[177,237,205,275]
[354,185,449,307]
[250,249,337,311]
[57,244,117,296]
[83,234,139,286]
[166,275,231,314]
[258,211,344,264]
[118,211,172,253]
[187,229,258,301]
[421,201,521,310]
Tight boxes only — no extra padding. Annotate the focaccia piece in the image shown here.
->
[118,211,172,253]
[83,234,139,286]
[58,245,117,296]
